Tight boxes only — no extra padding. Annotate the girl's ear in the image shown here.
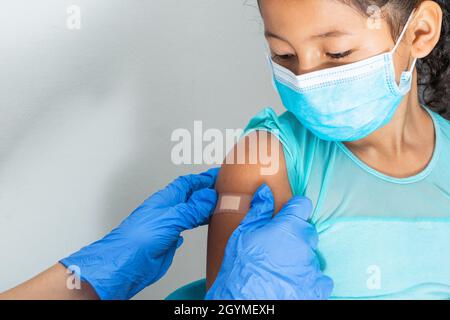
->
[411,1,443,59]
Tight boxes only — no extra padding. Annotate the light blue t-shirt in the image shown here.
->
[243,105,450,299]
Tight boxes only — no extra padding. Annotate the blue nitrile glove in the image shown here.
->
[205,184,333,300]
[60,168,219,300]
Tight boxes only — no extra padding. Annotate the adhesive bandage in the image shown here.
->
[214,193,253,214]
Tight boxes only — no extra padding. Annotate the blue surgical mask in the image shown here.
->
[267,10,418,142]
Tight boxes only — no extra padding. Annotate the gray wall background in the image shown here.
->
[0,0,283,299]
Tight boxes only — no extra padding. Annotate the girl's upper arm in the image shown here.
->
[206,131,293,289]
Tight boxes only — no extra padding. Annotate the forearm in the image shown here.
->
[0,263,99,300]
[206,212,246,289]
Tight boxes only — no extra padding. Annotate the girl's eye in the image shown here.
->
[272,54,295,61]
[326,50,353,60]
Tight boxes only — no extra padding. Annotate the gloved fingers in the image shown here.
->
[149,169,218,208]
[236,184,275,232]
[173,187,218,231]
[200,167,220,182]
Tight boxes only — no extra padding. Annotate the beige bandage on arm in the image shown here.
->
[214,193,253,215]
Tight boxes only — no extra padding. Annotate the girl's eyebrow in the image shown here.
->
[264,29,355,42]
[310,30,355,39]
[264,30,290,42]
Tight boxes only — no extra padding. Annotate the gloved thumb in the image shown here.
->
[272,196,318,248]
[237,184,274,231]
[275,196,313,222]
[174,188,218,231]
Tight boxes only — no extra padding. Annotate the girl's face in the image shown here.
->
[260,0,413,80]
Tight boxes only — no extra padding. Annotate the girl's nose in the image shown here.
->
[294,50,328,76]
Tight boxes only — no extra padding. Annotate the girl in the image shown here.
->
[207,0,450,299]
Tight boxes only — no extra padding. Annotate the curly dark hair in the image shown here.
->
[257,0,450,119]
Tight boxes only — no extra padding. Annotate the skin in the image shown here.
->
[206,0,443,289]
[0,263,99,300]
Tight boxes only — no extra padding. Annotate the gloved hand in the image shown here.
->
[205,184,333,300]
[60,168,219,300]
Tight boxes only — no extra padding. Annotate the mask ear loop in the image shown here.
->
[263,41,278,90]
[391,9,418,76]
